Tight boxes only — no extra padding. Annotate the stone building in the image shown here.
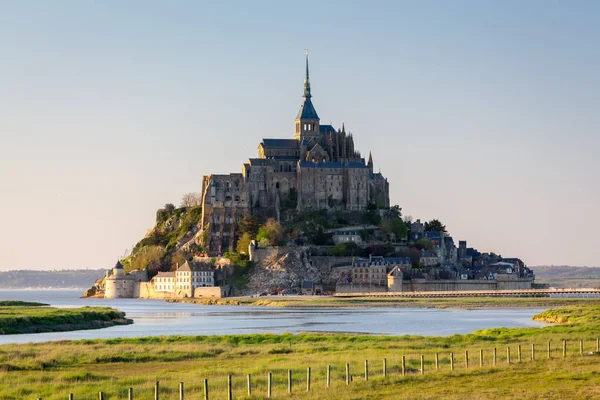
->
[201,52,390,255]
[104,261,148,299]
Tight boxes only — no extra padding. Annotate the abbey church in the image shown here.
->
[201,53,390,255]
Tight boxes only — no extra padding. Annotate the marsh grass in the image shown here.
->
[0,302,131,334]
[1,305,600,399]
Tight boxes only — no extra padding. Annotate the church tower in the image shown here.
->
[294,50,320,140]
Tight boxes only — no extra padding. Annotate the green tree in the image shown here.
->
[424,219,447,233]
[236,232,253,254]
[256,218,285,246]
[414,238,432,250]
[238,216,261,238]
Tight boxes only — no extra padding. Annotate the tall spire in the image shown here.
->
[304,49,311,99]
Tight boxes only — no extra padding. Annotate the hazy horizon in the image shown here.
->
[1,1,599,270]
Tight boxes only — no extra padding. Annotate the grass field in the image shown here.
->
[169,295,600,309]
[1,303,600,399]
[0,301,131,335]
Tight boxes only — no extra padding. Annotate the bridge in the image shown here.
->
[334,288,600,298]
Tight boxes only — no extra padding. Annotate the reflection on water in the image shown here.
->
[0,289,547,344]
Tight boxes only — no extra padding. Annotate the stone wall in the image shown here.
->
[385,277,535,292]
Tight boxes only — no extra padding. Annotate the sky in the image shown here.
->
[1,1,599,270]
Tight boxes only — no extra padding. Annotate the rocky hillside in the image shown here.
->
[121,204,205,274]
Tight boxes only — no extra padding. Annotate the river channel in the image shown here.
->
[0,289,548,344]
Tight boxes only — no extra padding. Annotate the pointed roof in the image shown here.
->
[296,50,319,121]
[114,261,123,269]
[367,151,373,166]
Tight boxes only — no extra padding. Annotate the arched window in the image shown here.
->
[275,182,280,189]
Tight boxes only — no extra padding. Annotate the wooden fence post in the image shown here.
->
[203,379,209,400]
[450,352,454,371]
[435,353,439,371]
[327,365,331,388]
[597,337,599,353]
[180,382,184,400]
[287,369,292,394]
[465,350,469,370]
[563,340,567,358]
[99,392,104,400]
[154,381,159,400]
[580,340,584,356]
[346,363,350,385]
[531,344,535,361]
[365,360,369,381]
[548,341,551,359]
[493,348,497,366]
[480,349,483,368]
[307,367,311,392]
[69,395,73,400]
[227,375,232,400]
[507,347,511,365]
[128,387,133,400]
[518,345,522,362]
[402,356,406,376]
[383,358,387,377]
[247,374,252,396]
[267,372,272,398]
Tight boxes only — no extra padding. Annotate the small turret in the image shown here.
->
[113,261,124,278]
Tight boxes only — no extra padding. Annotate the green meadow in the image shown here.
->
[0,301,131,335]
[1,304,600,399]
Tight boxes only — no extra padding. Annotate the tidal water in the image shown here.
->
[0,289,548,344]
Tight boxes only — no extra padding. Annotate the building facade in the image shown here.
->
[200,53,390,255]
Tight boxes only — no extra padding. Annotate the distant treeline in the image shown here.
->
[0,269,106,289]
[533,265,600,288]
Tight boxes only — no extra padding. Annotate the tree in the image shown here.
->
[163,203,176,213]
[238,216,261,238]
[384,205,402,220]
[380,217,408,242]
[236,232,253,254]
[424,219,447,233]
[180,192,202,208]
[256,218,284,246]
[414,238,432,250]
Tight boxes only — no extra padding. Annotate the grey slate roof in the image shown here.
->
[296,97,319,120]
[299,161,368,169]
[248,158,271,166]
[261,139,299,148]
[319,124,335,134]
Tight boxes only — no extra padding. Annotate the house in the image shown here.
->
[411,219,425,240]
[332,230,362,245]
[301,280,314,295]
[420,250,440,267]
[350,257,387,286]
[152,271,175,293]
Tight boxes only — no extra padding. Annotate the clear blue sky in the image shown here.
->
[1,1,599,270]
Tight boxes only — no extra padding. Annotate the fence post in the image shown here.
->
[507,347,511,365]
[227,375,232,400]
[128,387,133,400]
[327,365,331,388]
[180,382,185,400]
[247,374,252,396]
[563,340,567,358]
[580,340,584,356]
[267,372,272,398]
[307,367,311,392]
[597,337,599,353]
[420,355,424,375]
[531,344,535,361]
[435,353,439,371]
[493,348,497,366]
[518,345,522,362]
[480,349,483,368]
[450,352,454,371]
[465,350,469,370]
[69,395,73,400]
[203,379,209,400]
[547,341,551,359]
[402,356,406,376]
[99,393,104,400]
[286,369,291,394]
[365,360,369,381]
[346,363,350,385]
[154,381,159,400]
